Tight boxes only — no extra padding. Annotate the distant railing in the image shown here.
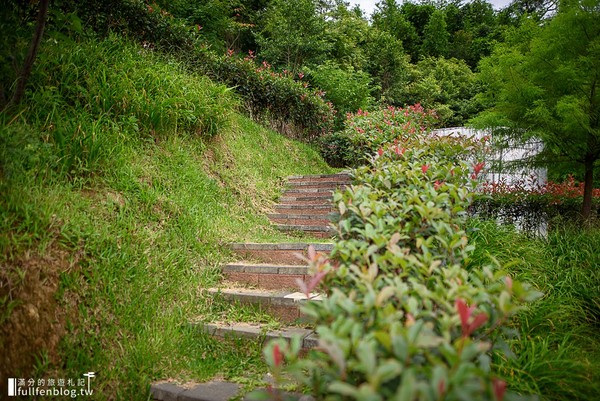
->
[432,127,549,236]
[432,127,547,188]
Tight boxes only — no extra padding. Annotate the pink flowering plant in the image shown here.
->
[201,50,335,141]
[474,175,600,226]
[262,124,541,400]
[319,104,439,167]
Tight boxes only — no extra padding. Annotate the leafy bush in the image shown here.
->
[261,128,540,400]
[319,105,438,167]
[393,57,484,127]
[199,51,335,141]
[305,61,375,128]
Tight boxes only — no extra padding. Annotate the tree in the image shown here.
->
[372,0,419,61]
[2,0,50,110]
[422,9,449,57]
[475,0,600,219]
[255,0,330,71]
[397,57,482,127]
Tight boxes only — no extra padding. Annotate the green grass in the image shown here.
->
[468,220,600,401]
[0,35,332,399]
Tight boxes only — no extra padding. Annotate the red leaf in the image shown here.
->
[273,344,283,367]
[468,312,488,335]
[492,379,507,401]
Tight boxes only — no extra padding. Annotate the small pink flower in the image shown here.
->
[421,165,430,174]
[378,148,384,157]
[393,146,405,156]
[197,24,202,31]
[298,72,304,79]
[434,180,443,190]
[438,379,446,395]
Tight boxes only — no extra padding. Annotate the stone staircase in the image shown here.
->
[150,173,350,401]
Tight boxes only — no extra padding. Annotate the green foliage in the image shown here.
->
[60,0,197,52]
[153,0,258,52]
[264,123,538,400]
[323,4,370,72]
[467,220,600,400]
[201,51,335,141]
[422,9,449,58]
[362,28,410,104]
[305,61,375,127]
[397,57,484,127]
[319,105,439,167]
[474,0,600,217]
[255,0,331,72]
[474,175,600,228]
[1,32,334,397]
[372,0,419,61]
[6,35,232,178]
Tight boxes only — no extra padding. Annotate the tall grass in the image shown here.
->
[468,220,600,401]
[8,34,233,179]
[1,35,333,399]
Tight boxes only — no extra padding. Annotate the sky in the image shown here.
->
[347,0,514,17]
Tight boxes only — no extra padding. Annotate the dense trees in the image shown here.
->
[3,0,597,209]
[475,0,600,219]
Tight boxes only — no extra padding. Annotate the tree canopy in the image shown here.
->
[475,0,600,218]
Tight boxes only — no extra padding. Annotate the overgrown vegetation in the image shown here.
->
[468,221,600,400]
[0,34,333,398]
[1,0,599,400]
[263,113,541,400]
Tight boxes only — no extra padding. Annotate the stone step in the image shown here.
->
[268,213,332,226]
[278,197,332,206]
[223,263,309,289]
[151,380,241,401]
[275,225,334,239]
[208,288,322,323]
[151,381,315,401]
[230,243,333,265]
[196,321,318,349]
[287,180,349,190]
[283,187,336,195]
[287,173,351,183]
[274,204,335,216]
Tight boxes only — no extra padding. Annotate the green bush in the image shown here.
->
[319,104,438,167]
[199,51,335,141]
[261,126,540,401]
[55,0,334,141]
[305,61,375,128]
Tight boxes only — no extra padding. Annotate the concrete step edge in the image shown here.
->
[287,173,351,180]
[150,380,316,401]
[207,288,324,306]
[275,224,333,232]
[224,263,309,275]
[230,243,333,251]
[268,213,337,219]
[194,322,319,349]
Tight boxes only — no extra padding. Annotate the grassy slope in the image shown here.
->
[0,36,333,400]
